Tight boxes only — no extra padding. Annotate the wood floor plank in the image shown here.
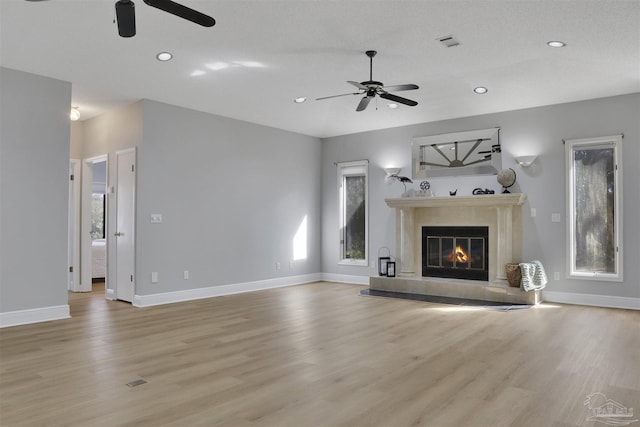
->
[1,282,639,426]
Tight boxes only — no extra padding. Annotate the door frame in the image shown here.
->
[68,159,81,291]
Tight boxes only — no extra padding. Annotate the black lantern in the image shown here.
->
[387,261,396,277]
[379,257,391,276]
[378,247,391,276]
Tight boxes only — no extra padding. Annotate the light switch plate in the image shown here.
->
[551,213,561,223]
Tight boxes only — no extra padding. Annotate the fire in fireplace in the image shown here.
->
[422,226,489,281]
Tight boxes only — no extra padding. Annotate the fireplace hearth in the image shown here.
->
[422,226,489,281]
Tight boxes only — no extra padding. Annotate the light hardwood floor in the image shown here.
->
[1,282,639,426]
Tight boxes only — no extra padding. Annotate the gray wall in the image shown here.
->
[137,100,322,295]
[81,99,322,296]
[69,121,83,159]
[0,67,71,312]
[322,93,640,299]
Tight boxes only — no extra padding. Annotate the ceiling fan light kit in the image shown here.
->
[317,50,419,112]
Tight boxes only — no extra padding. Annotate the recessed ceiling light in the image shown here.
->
[156,52,173,61]
[473,87,488,94]
[547,41,566,48]
[388,103,398,109]
[294,97,307,103]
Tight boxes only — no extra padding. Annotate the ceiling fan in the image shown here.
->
[24,0,215,38]
[316,50,419,112]
[115,0,215,37]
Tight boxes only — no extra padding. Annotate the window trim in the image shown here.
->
[565,134,623,282]
[337,160,369,266]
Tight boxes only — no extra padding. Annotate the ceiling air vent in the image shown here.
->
[437,35,461,48]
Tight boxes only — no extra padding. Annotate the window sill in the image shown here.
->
[568,272,623,282]
[339,260,368,267]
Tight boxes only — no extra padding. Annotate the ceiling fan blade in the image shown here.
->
[347,81,368,91]
[382,83,419,92]
[316,93,359,101]
[115,0,136,37]
[143,0,215,27]
[356,96,373,112]
[379,92,418,106]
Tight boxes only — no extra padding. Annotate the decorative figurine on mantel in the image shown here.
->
[497,168,517,193]
[395,175,413,191]
[419,180,433,197]
[472,188,495,195]
[384,168,416,197]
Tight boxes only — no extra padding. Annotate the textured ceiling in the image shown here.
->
[1,0,639,138]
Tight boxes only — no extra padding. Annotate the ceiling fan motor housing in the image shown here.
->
[115,0,136,38]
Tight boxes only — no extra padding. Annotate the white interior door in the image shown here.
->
[68,160,81,291]
[115,148,136,303]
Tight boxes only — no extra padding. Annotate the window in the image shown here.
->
[91,193,106,240]
[565,135,623,281]
[338,160,368,265]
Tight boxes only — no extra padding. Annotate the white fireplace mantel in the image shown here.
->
[385,193,526,209]
[385,194,526,280]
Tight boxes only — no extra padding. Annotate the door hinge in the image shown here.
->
[131,165,135,173]
[69,266,73,273]
[130,274,134,282]
[70,174,75,181]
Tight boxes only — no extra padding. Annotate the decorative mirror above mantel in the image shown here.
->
[412,127,501,178]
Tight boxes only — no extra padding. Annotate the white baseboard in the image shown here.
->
[0,305,70,328]
[542,291,640,310]
[132,273,323,307]
[320,273,370,285]
[105,288,116,300]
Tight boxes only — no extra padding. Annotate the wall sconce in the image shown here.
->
[515,155,537,167]
[70,107,81,121]
[384,167,401,184]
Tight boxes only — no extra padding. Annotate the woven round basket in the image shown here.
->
[505,263,521,287]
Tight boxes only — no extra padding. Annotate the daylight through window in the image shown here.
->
[338,160,368,265]
[565,135,623,281]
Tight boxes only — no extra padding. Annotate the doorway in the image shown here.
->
[70,149,136,302]
[79,156,108,293]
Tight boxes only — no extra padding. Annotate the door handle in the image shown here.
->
[114,232,124,237]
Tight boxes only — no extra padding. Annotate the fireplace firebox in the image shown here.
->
[422,226,489,281]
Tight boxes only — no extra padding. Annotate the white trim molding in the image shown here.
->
[543,291,639,310]
[106,288,116,300]
[132,273,323,307]
[0,305,70,328]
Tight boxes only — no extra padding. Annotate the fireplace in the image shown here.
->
[372,194,539,305]
[422,226,489,281]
